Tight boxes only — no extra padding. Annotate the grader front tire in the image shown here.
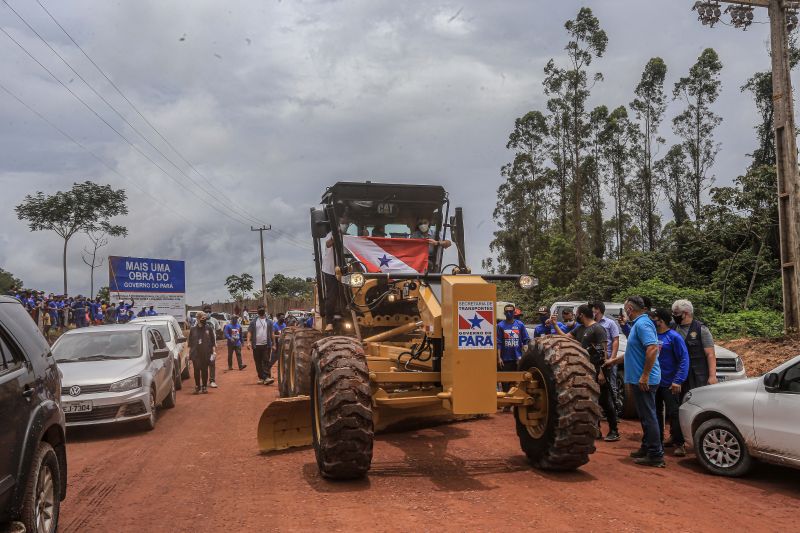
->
[515,336,601,471]
[290,329,324,396]
[310,336,374,480]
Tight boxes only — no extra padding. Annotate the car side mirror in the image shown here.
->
[152,347,170,360]
[310,208,330,239]
[764,372,781,392]
[176,336,187,343]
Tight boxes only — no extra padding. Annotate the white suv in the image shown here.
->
[680,354,800,476]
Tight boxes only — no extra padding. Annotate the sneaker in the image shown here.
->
[209,381,218,388]
[201,386,208,394]
[634,456,666,468]
[226,366,233,371]
[193,387,200,395]
[604,431,621,442]
[263,377,275,385]
[673,444,687,457]
[239,364,247,371]
[629,448,647,459]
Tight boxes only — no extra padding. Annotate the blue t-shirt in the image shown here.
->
[624,314,661,385]
[224,323,243,346]
[497,319,530,362]
[533,321,566,337]
[597,317,620,358]
[657,329,690,387]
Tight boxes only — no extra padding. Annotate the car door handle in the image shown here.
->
[22,387,34,398]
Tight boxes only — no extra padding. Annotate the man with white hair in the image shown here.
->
[671,299,717,391]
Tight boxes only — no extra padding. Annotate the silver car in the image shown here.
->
[680,353,800,477]
[52,324,176,430]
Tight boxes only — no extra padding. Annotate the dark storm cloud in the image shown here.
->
[0,1,792,301]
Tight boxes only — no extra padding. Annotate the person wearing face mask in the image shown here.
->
[496,304,531,403]
[188,312,216,394]
[410,218,451,255]
[670,299,717,391]
[248,305,274,384]
[533,306,565,337]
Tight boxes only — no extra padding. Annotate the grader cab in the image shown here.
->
[258,181,600,479]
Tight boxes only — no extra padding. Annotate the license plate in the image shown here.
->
[64,401,93,413]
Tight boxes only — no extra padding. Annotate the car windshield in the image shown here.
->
[53,331,142,362]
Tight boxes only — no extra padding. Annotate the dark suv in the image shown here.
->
[0,296,66,533]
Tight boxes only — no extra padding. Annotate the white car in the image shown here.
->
[53,324,176,430]
[131,315,189,389]
[680,354,800,476]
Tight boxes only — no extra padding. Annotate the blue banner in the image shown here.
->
[109,256,185,294]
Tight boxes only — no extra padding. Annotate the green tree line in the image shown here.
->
[487,7,787,338]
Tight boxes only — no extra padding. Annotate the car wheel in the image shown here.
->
[694,418,753,477]
[20,441,61,533]
[173,360,182,391]
[138,388,157,431]
[162,380,177,409]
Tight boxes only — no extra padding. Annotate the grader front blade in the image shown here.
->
[257,396,313,452]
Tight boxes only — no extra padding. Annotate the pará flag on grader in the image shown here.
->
[343,236,429,274]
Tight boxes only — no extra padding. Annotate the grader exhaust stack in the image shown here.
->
[257,181,600,479]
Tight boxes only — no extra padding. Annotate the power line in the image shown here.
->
[1,0,256,228]
[0,81,193,224]
[32,0,271,227]
[0,24,253,227]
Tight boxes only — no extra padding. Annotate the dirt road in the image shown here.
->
[60,344,799,533]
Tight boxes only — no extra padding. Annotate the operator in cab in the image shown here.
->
[321,215,350,331]
[410,217,451,251]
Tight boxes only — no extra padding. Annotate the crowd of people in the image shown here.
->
[496,297,717,468]
[8,289,159,340]
[186,305,314,394]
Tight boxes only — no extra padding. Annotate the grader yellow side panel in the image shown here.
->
[440,275,497,415]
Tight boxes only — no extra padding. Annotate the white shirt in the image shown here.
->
[321,232,335,275]
[255,317,270,345]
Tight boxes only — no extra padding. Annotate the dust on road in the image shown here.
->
[60,343,799,533]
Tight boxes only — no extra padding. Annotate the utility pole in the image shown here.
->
[692,0,800,333]
[251,225,271,309]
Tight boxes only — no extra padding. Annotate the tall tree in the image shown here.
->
[630,57,668,250]
[267,274,313,299]
[672,48,723,221]
[15,181,128,295]
[0,267,23,294]
[492,111,552,273]
[656,144,691,228]
[603,106,634,257]
[225,273,255,302]
[586,105,609,258]
[543,7,608,272]
[81,230,124,299]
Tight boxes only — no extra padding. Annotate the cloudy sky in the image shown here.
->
[0,0,791,303]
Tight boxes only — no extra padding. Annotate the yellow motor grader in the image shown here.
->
[258,181,600,479]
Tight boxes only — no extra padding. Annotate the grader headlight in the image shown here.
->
[518,275,537,290]
[342,273,365,288]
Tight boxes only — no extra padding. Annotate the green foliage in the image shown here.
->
[266,274,312,299]
[96,286,110,302]
[612,278,719,314]
[705,310,784,340]
[0,267,23,294]
[15,181,128,294]
[225,273,255,301]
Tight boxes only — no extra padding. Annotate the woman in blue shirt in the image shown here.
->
[651,308,690,457]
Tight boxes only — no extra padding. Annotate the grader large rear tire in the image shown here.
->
[515,336,601,471]
[277,327,297,398]
[310,336,374,480]
[290,329,324,396]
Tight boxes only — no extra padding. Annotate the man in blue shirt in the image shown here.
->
[497,304,530,403]
[146,305,158,316]
[224,315,247,371]
[533,306,565,337]
[651,308,690,457]
[606,296,663,467]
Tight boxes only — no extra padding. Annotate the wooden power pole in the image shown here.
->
[251,225,271,309]
[693,0,800,332]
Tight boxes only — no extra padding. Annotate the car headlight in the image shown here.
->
[341,273,365,288]
[518,275,537,290]
[682,391,692,404]
[735,356,744,373]
[109,376,143,392]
